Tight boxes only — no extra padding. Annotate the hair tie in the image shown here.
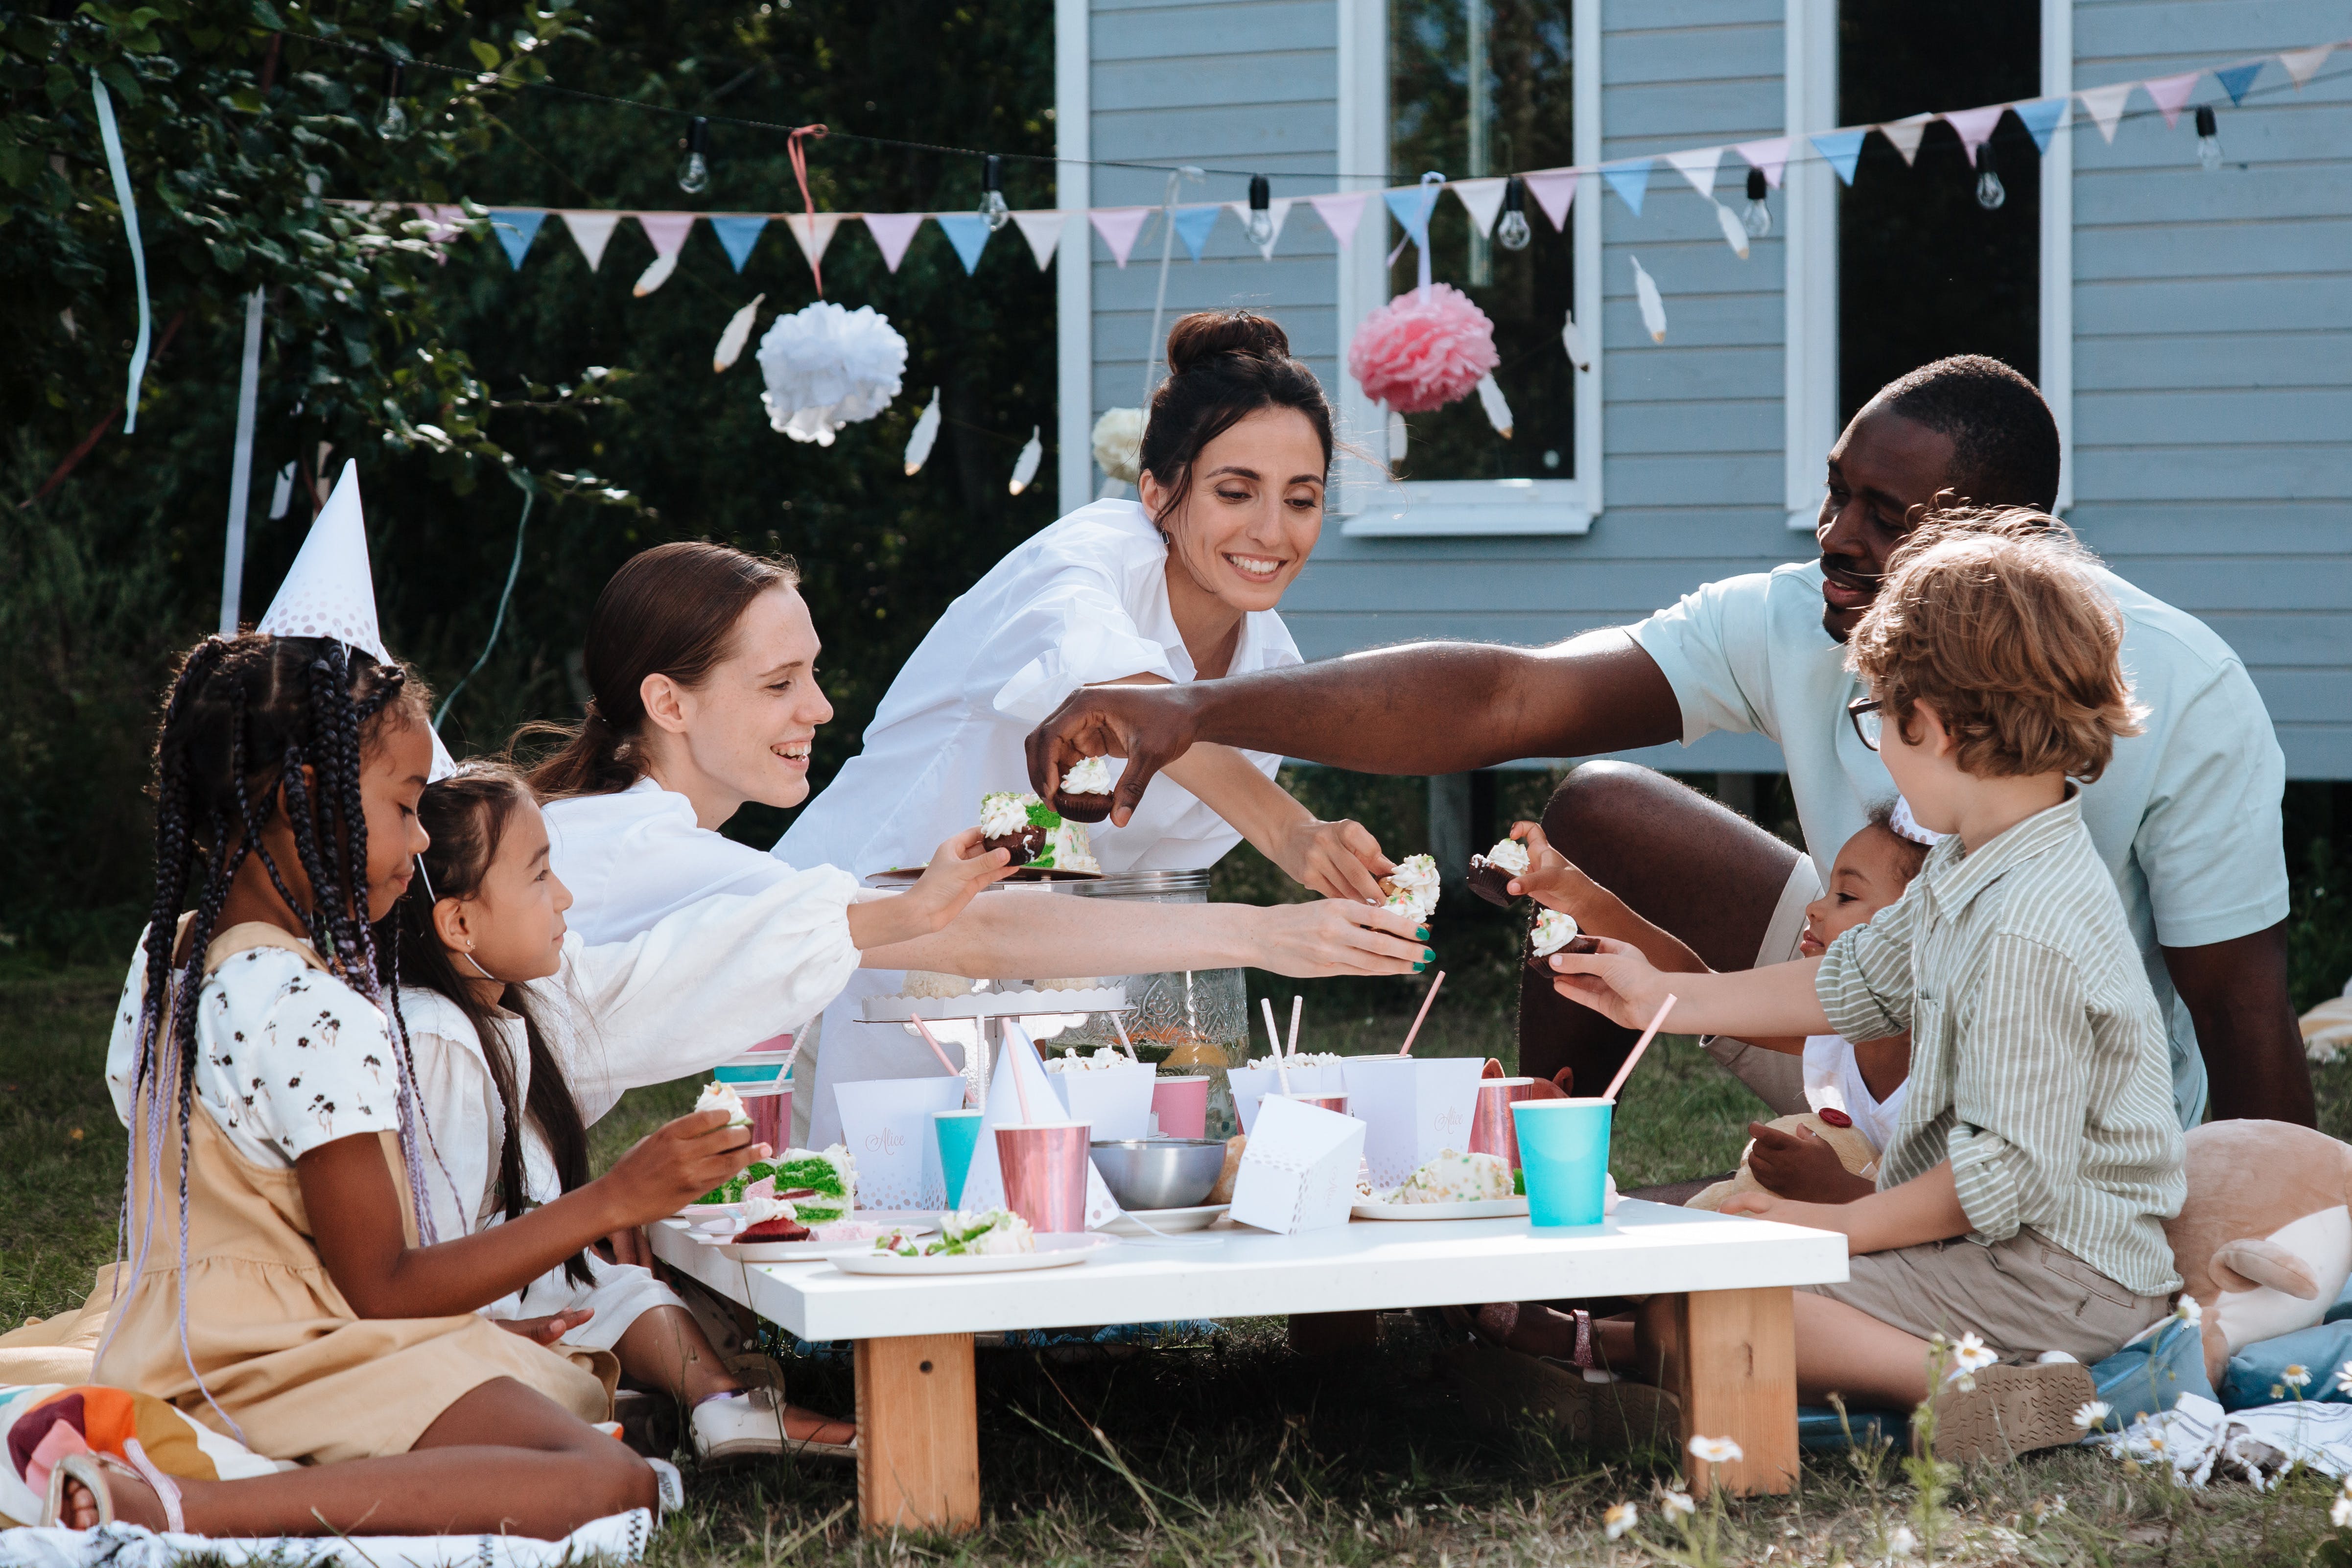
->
[1887,797,1944,847]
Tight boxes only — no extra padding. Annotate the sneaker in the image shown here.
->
[1930,1360,2096,1463]
[690,1388,856,1464]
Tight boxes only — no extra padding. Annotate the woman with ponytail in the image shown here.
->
[67,633,732,1537]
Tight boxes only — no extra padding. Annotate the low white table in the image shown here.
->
[652,1202,1846,1531]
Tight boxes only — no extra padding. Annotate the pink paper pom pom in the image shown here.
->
[1347,284,1501,414]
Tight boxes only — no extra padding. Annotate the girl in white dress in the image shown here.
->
[388,764,864,1460]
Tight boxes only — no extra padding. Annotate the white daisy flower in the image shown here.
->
[1687,1434,1743,1465]
[1889,1523,1918,1556]
[2335,1360,2352,1397]
[2072,1400,2112,1430]
[1604,1502,1638,1541]
[2333,1494,2352,1529]
[1952,1333,1998,1374]
[1660,1489,1694,1518]
[2286,1364,2312,1387]
[2175,1296,2202,1326]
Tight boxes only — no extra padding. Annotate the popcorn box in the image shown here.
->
[1226,1062,1343,1133]
[1339,1055,1487,1191]
[832,1076,971,1210]
[1047,1059,1157,1142]
[1228,1094,1366,1235]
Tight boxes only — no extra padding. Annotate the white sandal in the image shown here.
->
[38,1442,187,1533]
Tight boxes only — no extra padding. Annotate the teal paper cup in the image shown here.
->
[934,1108,985,1209]
[1512,1098,1613,1226]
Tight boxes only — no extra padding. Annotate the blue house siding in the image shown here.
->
[2068,0,2352,779]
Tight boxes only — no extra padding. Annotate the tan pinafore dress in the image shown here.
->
[93,922,616,1465]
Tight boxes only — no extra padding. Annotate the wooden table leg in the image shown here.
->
[1288,1310,1381,1355]
[1671,1287,1798,1497]
[854,1333,979,1535]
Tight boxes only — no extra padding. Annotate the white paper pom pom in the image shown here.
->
[755,301,909,446]
[1090,406,1145,485]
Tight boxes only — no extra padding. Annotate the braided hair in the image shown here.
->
[378,764,595,1287]
[111,633,438,1427]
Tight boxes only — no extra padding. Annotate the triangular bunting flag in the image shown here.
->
[708,214,767,272]
[2280,44,2333,88]
[1811,129,1868,186]
[2076,82,2133,143]
[1522,168,1578,229]
[1600,160,1652,215]
[1171,203,1221,261]
[1308,191,1370,249]
[1223,197,1295,258]
[2145,71,2200,128]
[787,212,844,272]
[1735,138,1789,189]
[2012,96,2067,154]
[631,212,695,296]
[2212,62,2262,106]
[1011,210,1063,269]
[1878,113,1934,165]
[861,212,925,273]
[1383,185,1439,245]
[1448,177,1507,236]
[411,203,467,246]
[1089,206,1153,266]
[560,211,622,271]
[1943,105,2008,162]
[487,210,545,269]
[934,211,991,275]
[1665,146,1723,198]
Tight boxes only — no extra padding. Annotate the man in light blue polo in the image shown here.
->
[1024,356,2307,1132]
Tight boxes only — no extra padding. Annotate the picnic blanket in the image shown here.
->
[2090,1393,2352,1488]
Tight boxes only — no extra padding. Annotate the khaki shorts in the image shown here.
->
[1703,855,1823,1116]
[1798,1229,2173,1364]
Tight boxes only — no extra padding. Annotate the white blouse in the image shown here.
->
[397,867,861,1242]
[1801,1032,1908,1155]
[106,933,399,1170]
[774,498,1302,881]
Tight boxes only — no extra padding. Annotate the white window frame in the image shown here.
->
[1781,0,2074,531]
[1335,0,1604,537]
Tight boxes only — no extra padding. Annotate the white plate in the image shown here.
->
[1102,1204,1229,1236]
[709,1211,937,1262]
[1351,1195,1530,1221]
[827,1233,1118,1275]
[680,1203,738,1221]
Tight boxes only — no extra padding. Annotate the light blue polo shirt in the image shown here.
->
[1631,559,2288,1128]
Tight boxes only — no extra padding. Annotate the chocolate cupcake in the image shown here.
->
[1465,836,1531,907]
[1526,909,1599,970]
[979,790,1052,864]
[1051,753,1116,823]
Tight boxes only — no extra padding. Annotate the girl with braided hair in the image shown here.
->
[69,633,738,1537]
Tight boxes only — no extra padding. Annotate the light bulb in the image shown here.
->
[1245,172,1274,246]
[376,59,410,141]
[2195,105,2222,171]
[1495,175,1531,251]
[980,153,1010,232]
[677,117,710,194]
[1974,148,2006,211]
[1741,166,1771,237]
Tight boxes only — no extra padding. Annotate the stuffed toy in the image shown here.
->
[1684,1110,1882,1212]
[2165,1119,2352,1385]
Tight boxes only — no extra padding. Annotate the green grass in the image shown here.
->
[12,965,2352,1564]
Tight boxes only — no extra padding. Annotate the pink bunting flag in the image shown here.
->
[1089,206,1154,267]
[1521,168,1578,230]
[1307,191,1370,250]
[861,212,925,273]
[2144,71,2200,128]
[2076,83,2133,143]
[1734,138,1789,189]
[1942,105,2008,162]
[411,203,468,247]
[2280,44,2333,88]
[636,212,695,258]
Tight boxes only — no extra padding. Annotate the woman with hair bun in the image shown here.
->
[777,310,1393,1143]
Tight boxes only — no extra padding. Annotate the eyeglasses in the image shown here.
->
[1847,698,1884,752]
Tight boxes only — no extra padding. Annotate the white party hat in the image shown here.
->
[255,461,458,781]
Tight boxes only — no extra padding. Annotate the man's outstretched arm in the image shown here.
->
[1027,629,1682,826]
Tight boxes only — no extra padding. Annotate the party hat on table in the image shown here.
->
[256,461,459,781]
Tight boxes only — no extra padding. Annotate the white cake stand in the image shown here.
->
[861,987,1129,1107]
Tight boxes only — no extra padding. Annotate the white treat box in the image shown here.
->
[1226,1062,1344,1132]
[1339,1055,1487,1192]
[832,1075,969,1210]
[1227,1095,1366,1236]
[1047,1060,1156,1142]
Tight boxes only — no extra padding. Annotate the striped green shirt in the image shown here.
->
[1816,790,2186,1297]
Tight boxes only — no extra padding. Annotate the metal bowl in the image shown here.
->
[1088,1138,1226,1211]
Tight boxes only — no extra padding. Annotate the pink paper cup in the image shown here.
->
[995,1122,1092,1234]
[740,1082,791,1155]
[1468,1077,1538,1167]
[1151,1075,1211,1140]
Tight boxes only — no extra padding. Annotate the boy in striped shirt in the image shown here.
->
[1550,510,2187,1461]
